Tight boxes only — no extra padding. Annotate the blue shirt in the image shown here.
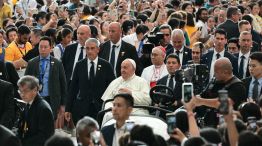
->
[248,77,262,98]
[39,55,50,97]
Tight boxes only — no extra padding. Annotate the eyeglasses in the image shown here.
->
[17,89,33,95]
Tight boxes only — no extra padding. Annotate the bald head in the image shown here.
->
[77,25,91,46]
[109,22,122,44]
[215,58,233,72]
[151,46,166,65]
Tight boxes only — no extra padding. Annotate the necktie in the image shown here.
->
[23,103,30,136]
[110,45,116,68]
[78,46,84,61]
[238,55,245,79]
[89,61,94,81]
[168,75,174,89]
[252,79,259,100]
[24,103,30,120]
[216,53,220,60]
[176,50,180,58]
[137,41,143,57]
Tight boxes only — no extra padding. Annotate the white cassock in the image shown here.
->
[141,64,168,86]
[101,74,151,124]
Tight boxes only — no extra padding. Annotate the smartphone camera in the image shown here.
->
[182,83,193,103]
[166,113,176,134]
[218,90,229,115]
[91,131,100,144]
[247,116,257,132]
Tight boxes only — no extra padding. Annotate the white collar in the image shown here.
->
[87,57,98,65]
[111,39,121,47]
[239,51,250,59]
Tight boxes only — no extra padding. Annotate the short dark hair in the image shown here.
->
[34,11,47,22]
[6,27,17,38]
[196,7,208,22]
[214,29,227,38]
[250,52,262,64]
[226,6,239,19]
[242,15,253,24]
[44,135,74,146]
[56,28,72,42]
[40,36,53,47]
[32,28,43,37]
[135,24,149,35]
[228,38,240,48]
[166,53,181,64]
[238,20,250,28]
[113,93,134,107]
[186,13,195,27]
[159,24,172,35]
[17,25,31,35]
[181,2,192,11]
[168,18,180,30]
[239,102,262,122]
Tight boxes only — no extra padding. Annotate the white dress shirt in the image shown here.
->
[209,49,225,80]
[238,51,250,79]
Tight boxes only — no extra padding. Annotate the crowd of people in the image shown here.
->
[1,0,262,146]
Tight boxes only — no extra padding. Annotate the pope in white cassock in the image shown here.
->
[101,58,151,122]
[141,46,168,88]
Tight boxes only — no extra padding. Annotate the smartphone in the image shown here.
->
[166,113,176,134]
[125,120,135,132]
[247,116,257,132]
[91,131,100,144]
[218,90,229,115]
[182,83,193,103]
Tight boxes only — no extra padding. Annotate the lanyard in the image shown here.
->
[39,59,49,84]
[15,42,27,57]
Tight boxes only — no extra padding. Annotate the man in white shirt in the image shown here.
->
[141,46,168,87]
[235,31,252,79]
[101,58,151,115]
[101,93,133,146]
[201,29,238,80]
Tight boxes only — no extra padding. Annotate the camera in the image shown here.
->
[218,90,229,115]
[166,113,176,134]
[141,27,165,55]
[175,63,209,94]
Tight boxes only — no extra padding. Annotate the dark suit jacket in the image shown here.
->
[65,58,115,124]
[101,124,115,146]
[217,19,240,40]
[0,61,20,98]
[166,46,192,66]
[99,40,143,77]
[251,30,262,52]
[200,50,238,77]
[25,56,67,117]
[18,95,54,146]
[0,79,15,128]
[157,75,182,101]
[234,53,250,79]
[242,77,262,99]
[62,42,78,84]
